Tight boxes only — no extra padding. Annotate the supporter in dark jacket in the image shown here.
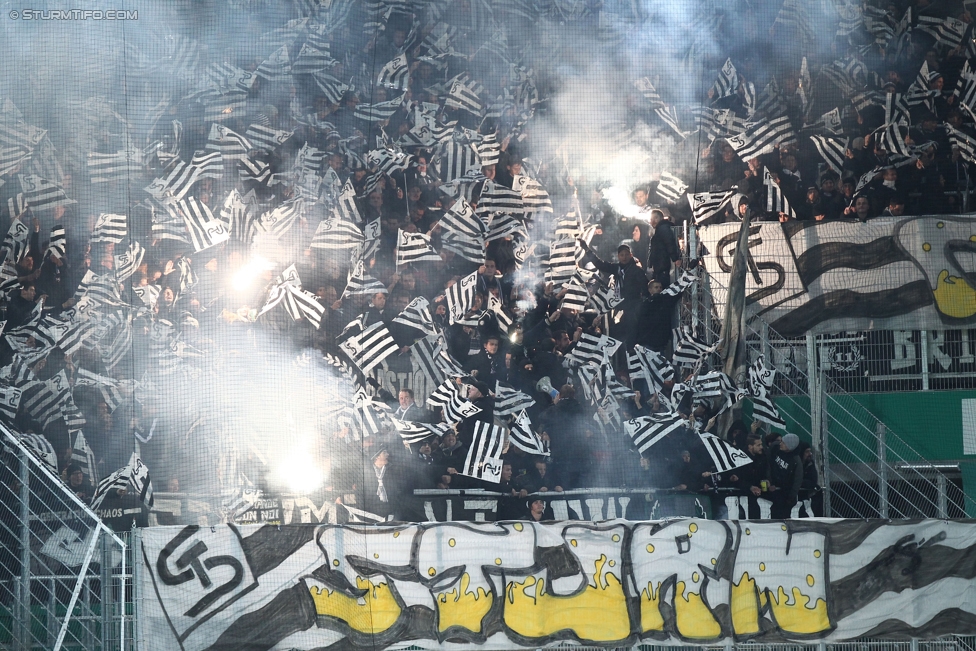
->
[647,210,682,287]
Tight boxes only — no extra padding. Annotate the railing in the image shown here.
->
[682,269,975,519]
[0,423,133,651]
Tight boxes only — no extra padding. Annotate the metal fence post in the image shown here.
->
[806,334,829,515]
[18,448,30,651]
[938,473,948,519]
[878,422,889,519]
[101,532,111,650]
[131,526,141,651]
[921,330,930,390]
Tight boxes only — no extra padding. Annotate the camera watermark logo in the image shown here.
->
[8,9,138,20]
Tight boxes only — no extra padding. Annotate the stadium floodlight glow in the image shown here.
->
[277,448,324,494]
[231,255,273,292]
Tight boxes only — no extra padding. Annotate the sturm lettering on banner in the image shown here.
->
[140,519,976,650]
[9,9,138,20]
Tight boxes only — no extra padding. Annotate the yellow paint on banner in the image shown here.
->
[436,572,493,633]
[674,581,722,639]
[504,555,629,641]
[309,577,401,633]
[769,586,829,634]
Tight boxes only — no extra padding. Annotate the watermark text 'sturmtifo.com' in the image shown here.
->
[8,9,137,20]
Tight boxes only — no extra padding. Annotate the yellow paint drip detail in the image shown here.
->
[640,581,664,632]
[435,572,493,633]
[731,573,761,636]
[504,555,629,642]
[933,270,976,319]
[674,580,722,639]
[309,577,402,633]
[769,586,830,634]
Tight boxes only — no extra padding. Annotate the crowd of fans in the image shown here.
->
[3,0,969,525]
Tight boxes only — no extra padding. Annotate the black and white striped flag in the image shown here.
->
[239,154,271,184]
[445,75,484,114]
[494,382,535,416]
[508,409,548,456]
[17,431,55,470]
[88,150,143,184]
[206,123,252,160]
[245,124,294,151]
[700,432,753,473]
[724,116,796,161]
[410,336,449,387]
[0,145,31,177]
[47,225,66,261]
[948,125,976,164]
[189,150,223,180]
[513,175,553,213]
[478,182,524,217]
[436,141,480,182]
[256,45,291,81]
[764,168,796,218]
[311,216,364,250]
[588,276,622,314]
[634,76,666,108]
[178,197,230,252]
[624,413,686,454]
[18,175,74,211]
[688,190,735,225]
[810,135,848,174]
[89,213,127,244]
[673,325,717,367]
[692,370,744,415]
[342,260,387,297]
[393,296,437,336]
[748,354,786,428]
[878,122,911,157]
[91,460,133,510]
[129,453,154,508]
[441,197,487,239]
[254,199,303,239]
[711,58,739,99]
[355,96,404,122]
[656,172,688,204]
[0,383,22,421]
[565,332,622,367]
[144,159,203,202]
[446,271,477,324]
[546,238,578,286]
[396,229,441,267]
[337,321,398,374]
[75,369,123,412]
[70,430,97,484]
[628,344,675,393]
[337,179,362,224]
[114,241,145,282]
[461,420,505,482]
[442,231,486,264]
[291,43,336,75]
[377,54,410,90]
[426,379,482,424]
[390,418,451,444]
[476,136,501,166]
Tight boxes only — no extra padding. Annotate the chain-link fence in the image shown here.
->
[683,270,974,520]
[0,423,132,651]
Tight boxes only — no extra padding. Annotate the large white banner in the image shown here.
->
[701,216,976,336]
[139,519,976,649]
